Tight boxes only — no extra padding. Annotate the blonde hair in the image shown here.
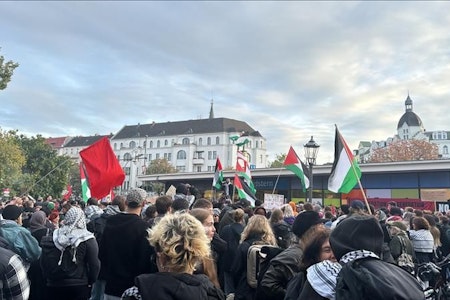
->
[281,204,294,218]
[240,215,277,245]
[148,212,210,273]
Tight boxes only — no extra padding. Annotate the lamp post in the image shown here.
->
[304,136,320,203]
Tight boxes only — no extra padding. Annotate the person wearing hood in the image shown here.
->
[218,208,246,297]
[28,210,53,300]
[40,206,100,300]
[99,188,157,299]
[325,214,424,300]
[122,213,224,300]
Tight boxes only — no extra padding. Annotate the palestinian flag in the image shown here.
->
[212,157,224,190]
[236,151,256,193]
[283,146,310,191]
[80,163,91,202]
[328,126,362,193]
[234,174,257,207]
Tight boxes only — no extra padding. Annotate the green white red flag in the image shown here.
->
[283,146,310,191]
[328,126,362,193]
[212,157,224,190]
[234,174,257,207]
[236,151,256,194]
[79,163,91,202]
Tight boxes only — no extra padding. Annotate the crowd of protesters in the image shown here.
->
[1,184,448,300]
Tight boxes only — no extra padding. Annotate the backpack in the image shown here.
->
[40,235,84,281]
[396,236,414,273]
[246,243,281,289]
[336,257,425,300]
[86,213,109,244]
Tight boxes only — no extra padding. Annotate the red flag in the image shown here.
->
[62,184,72,200]
[79,137,125,199]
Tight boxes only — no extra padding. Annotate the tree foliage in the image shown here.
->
[0,49,19,90]
[0,129,26,192]
[369,139,439,163]
[12,133,73,198]
[145,158,178,175]
[269,153,287,168]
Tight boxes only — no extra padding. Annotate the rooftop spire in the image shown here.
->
[209,99,214,119]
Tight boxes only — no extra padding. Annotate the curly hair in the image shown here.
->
[300,226,331,270]
[240,215,277,245]
[148,212,210,274]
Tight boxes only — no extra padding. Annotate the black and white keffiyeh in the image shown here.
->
[53,207,94,252]
[340,249,379,264]
[307,260,342,300]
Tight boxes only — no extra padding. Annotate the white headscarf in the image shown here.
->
[53,207,94,252]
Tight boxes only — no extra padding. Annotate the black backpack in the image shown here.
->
[86,213,110,244]
[272,222,293,249]
[40,235,85,281]
[253,246,284,300]
[336,257,425,300]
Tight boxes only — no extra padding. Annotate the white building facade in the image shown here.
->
[358,95,450,163]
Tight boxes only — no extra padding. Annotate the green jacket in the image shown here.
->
[0,220,41,265]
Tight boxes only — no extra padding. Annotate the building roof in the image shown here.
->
[112,117,262,140]
[45,137,69,149]
[63,135,111,147]
[397,95,424,129]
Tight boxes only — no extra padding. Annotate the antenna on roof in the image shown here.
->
[209,97,214,119]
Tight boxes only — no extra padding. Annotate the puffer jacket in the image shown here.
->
[0,220,41,265]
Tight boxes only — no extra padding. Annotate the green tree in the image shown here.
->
[15,134,73,199]
[269,153,287,168]
[144,158,177,194]
[0,129,26,195]
[0,49,19,90]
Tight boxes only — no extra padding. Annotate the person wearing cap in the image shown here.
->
[0,204,41,270]
[99,188,157,300]
[259,210,324,300]
[328,214,424,300]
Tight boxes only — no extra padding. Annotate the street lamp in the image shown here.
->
[304,136,320,203]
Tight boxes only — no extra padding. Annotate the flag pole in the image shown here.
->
[337,125,372,215]
[272,167,283,194]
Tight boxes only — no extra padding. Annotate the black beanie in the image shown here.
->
[292,210,322,238]
[2,205,23,221]
[329,214,383,261]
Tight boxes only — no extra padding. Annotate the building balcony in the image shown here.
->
[192,158,205,165]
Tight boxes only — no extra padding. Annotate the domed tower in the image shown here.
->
[396,94,425,140]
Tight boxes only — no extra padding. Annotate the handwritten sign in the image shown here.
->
[263,194,285,210]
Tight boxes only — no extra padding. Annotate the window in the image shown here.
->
[256,141,259,148]
[199,138,203,145]
[114,143,117,150]
[444,145,449,155]
[164,139,168,146]
[124,153,132,161]
[117,155,120,161]
[150,141,153,148]
[149,154,152,161]
[216,136,220,145]
[124,167,131,175]
[177,150,187,160]
[143,141,147,148]
[168,153,172,161]
[156,153,160,159]
[157,140,160,148]
[213,151,217,159]
[207,137,211,145]
[120,143,123,149]
[182,138,189,145]
[260,155,263,163]
[129,141,136,148]
[196,166,202,172]
[164,153,168,159]
[261,141,263,148]
[208,151,212,160]
[176,166,186,172]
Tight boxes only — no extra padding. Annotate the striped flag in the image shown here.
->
[236,151,256,193]
[328,126,362,193]
[283,146,310,191]
[79,163,91,202]
[234,174,257,207]
[212,157,224,190]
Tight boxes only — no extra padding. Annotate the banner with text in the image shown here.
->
[264,194,285,210]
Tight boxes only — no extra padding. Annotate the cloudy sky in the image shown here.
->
[1,1,449,164]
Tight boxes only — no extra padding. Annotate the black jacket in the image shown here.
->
[99,213,157,297]
[336,257,425,300]
[219,222,244,272]
[132,272,225,300]
[259,244,303,300]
